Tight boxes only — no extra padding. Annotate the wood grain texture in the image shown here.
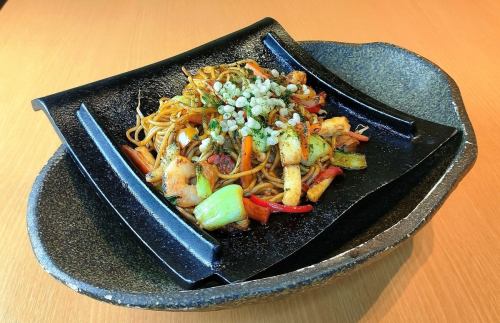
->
[0,0,499,322]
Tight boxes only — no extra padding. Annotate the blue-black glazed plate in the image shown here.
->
[28,25,476,309]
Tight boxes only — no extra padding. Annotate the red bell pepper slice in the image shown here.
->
[305,105,321,113]
[313,166,343,184]
[121,145,153,174]
[243,198,271,224]
[293,91,327,113]
[249,195,313,213]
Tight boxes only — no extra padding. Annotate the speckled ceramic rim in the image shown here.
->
[27,41,477,311]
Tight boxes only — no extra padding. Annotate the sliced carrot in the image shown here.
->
[348,131,369,142]
[120,145,153,174]
[243,198,270,224]
[188,112,216,125]
[309,123,321,134]
[245,61,270,79]
[240,136,254,188]
[296,123,309,160]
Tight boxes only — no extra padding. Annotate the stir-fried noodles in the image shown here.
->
[123,59,369,230]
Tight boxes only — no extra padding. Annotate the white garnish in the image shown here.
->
[288,113,301,126]
[213,81,222,92]
[235,96,248,108]
[240,126,250,137]
[302,84,310,95]
[267,136,278,145]
[286,84,298,92]
[251,105,263,116]
[199,138,211,152]
[275,120,287,128]
[220,120,229,132]
[223,105,235,113]
[247,117,261,130]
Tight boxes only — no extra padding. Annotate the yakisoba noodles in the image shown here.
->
[123,59,369,231]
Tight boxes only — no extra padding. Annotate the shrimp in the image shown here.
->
[286,71,307,85]
[163,156,200,207]
[146,143,180,184]
[163,156,218,207]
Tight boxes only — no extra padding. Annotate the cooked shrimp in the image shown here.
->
[146,143,180,183]
[286,71,307,85]
[163,156,219,207]
[163,156,201,207]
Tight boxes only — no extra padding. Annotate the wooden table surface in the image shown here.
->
[1,0,499,322]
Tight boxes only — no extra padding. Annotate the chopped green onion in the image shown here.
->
[208,119,220,131]
[201,93,222,107]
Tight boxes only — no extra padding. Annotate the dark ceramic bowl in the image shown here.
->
[27,37,476,309]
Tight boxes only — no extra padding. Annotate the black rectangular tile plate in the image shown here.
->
[33,18,458,288]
